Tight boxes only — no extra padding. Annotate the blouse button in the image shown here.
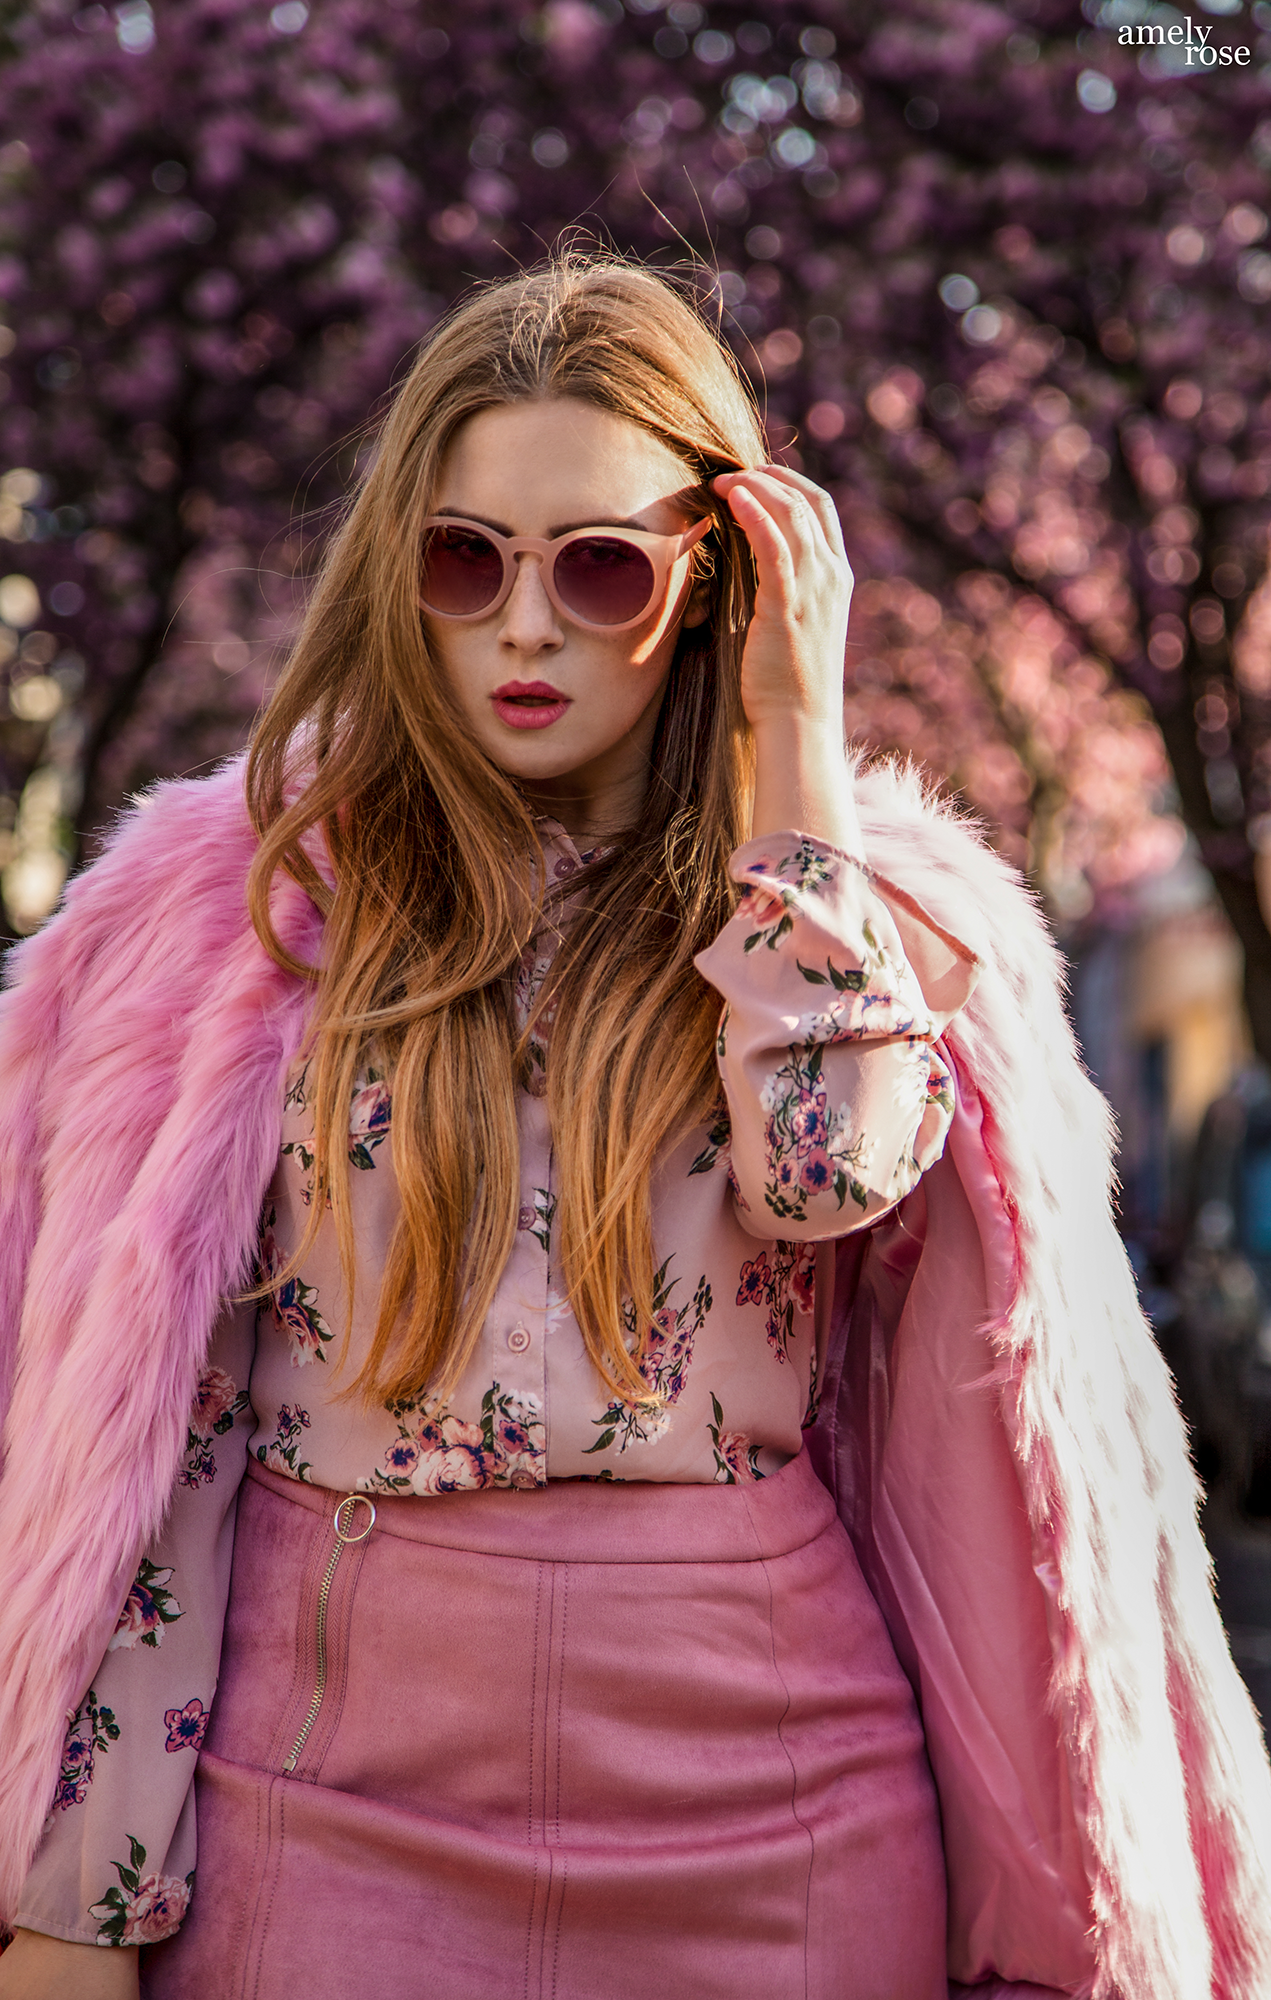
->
[507,1326,531,1353]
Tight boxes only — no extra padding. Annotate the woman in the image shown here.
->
[0,258,1269,2000]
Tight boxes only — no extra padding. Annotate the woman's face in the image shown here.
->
[423,396,709,834]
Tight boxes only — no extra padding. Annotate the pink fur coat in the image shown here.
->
[1,755,1270,1997]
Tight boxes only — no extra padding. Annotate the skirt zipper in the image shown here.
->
[282,1492,376,1775]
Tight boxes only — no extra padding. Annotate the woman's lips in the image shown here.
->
[490,681,571,731]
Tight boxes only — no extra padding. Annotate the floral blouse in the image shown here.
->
[16,823,975,1948]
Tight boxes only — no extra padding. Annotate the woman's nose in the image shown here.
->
[498,554,562,650]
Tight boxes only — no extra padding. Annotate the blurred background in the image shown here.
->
[1,0,1270,1707]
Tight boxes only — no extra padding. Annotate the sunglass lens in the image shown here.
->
[555,537,656,625]
[421,526,503,615]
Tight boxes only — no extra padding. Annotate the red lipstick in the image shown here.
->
[490,680,571,731]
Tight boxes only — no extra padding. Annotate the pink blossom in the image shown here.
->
[645,1307,678,1352]
[382,1436,420,1477]
[439,1415,485,1451]
[121,1873,191,1945]
[163,1698,209,1754]
[348,1077,391,1143]
[190,1367,236,1436]
[61,1730,92,1775]
[109,1571,178,1651]
[738,880,785,926]
[410,1443,491,1494]
[790,1250,817,1317]
[736,1254,770,1307]
[790,1087,828,1152]
[716,1431,760,1481]
[278,1302,323,1364]
[496,1413,533,1455]
[57,1771,91,1809]
[799,1148,835,1194]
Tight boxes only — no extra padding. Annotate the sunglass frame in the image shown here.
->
[418,515,713,631]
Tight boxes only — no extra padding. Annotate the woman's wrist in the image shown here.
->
[748,712,864,860]
[0,1929,139,2000]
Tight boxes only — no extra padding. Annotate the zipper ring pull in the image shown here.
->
[333,1494,376,1544]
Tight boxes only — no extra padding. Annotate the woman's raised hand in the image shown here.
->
[712,464,854,734]
[712,464,862,856]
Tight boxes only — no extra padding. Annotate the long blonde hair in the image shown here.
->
[245,256,765,1406]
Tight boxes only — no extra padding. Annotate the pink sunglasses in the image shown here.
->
[419,515,713,632]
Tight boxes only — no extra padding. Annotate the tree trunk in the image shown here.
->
[1155,688,1271,1067]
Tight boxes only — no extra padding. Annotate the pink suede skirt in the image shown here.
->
[143,1451,946,2000]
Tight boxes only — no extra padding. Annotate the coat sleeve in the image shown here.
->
[0,754,315,1932]
[693,830,980,1241]
[11,1299,256,1947]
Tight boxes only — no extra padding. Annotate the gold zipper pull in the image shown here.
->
[282,1493,376,1776]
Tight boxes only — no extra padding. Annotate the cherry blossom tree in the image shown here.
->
[0,0,1267,1053]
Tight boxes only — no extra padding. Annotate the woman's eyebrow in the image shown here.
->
[432,506,514,533]
[432,505,668,537]
[549,515,650,536]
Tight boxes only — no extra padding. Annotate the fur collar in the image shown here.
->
[0,755,1268,1997]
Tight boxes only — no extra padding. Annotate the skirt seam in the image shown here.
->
[743,1481,815,1999]
[524,1559,546,2000]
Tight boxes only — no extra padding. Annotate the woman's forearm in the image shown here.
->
[0,1930,138,2000]
[749,713,864,859]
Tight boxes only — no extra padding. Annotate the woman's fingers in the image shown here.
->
[720,479,798,595]
[716,468,850,607]
[716,473,819,583]
[715,465,846,564]
[754,464,849,561]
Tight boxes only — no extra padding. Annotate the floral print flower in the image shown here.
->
[737,841,835,954]
[190,1368,237,1435]
[256,1207,335,1365]
[52,1687,119,1811]
[709,1395,765,1483]
[790,1085,827,1146]
[89,1836,192,1945]
[736,1255,768,1308]
[381,1436,420,1478]
[799,1147,835,1193]
[522,1185,556,1252]
[926,1056,955,1118]
[256,1403,313,1482]
[361,1383,546,1495]
[790,1250,817,1317]
[585,1259,713,1456]
[734,1243,816,1363]
[163,1699,209,1754]
[273,1272,334,1368]
[179,1368,250,1488]
[348,1069,392,1171]
[760,1044,871,1223]
[109,1560,182,1652]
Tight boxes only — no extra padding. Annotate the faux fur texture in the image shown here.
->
[854,771,1271,1998]
[0,761,321,1923]
[0,754,1268,1998]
